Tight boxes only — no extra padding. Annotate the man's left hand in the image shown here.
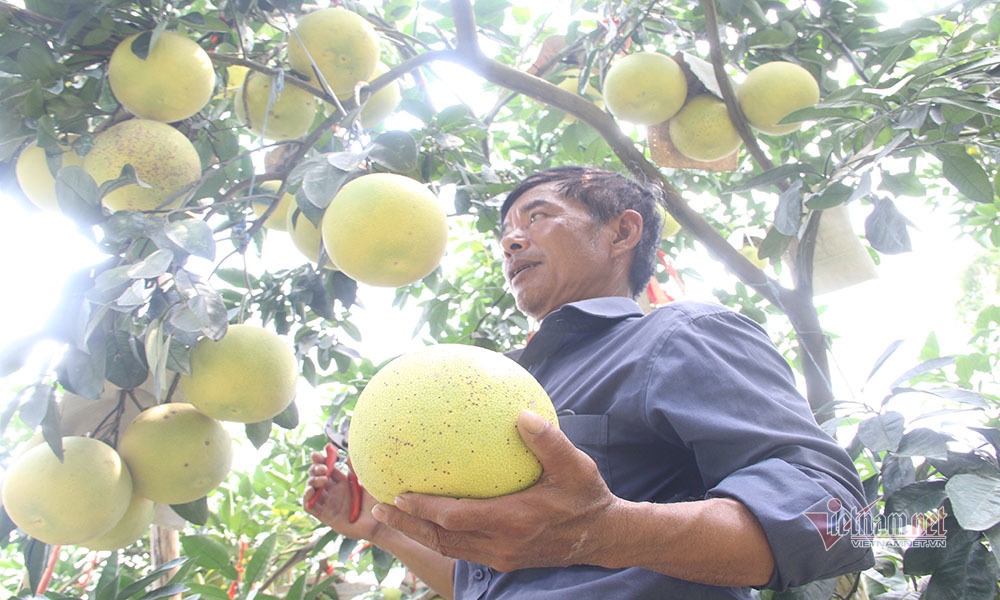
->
[370,410,622,572]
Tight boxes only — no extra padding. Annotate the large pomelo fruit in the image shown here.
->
[349,344,559,503]
[83,118,201,212]
[15,139,85,212]
[287,7,379,99]
[117,403,233,504]
[79,491,155,551]
[321,173,448,287]
[108,30,216,123]
[602,52,688,125]
[180,324,298,423]
[737,61,820,135]
[1,436,133,545]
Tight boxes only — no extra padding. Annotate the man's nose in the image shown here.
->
[501,227,527,254]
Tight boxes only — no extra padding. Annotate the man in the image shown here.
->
[304,166,874,599]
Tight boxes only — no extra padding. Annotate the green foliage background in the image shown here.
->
[0,0,998,598]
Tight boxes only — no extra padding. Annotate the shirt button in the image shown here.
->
[472,569,486,580]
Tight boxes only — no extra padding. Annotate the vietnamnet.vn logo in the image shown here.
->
[805,498,948,550]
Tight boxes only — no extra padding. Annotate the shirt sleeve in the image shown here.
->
[644,305,874,590]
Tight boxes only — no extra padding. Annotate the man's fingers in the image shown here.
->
[516,410,585,473]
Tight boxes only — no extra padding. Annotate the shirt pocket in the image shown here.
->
[558,413,613,489]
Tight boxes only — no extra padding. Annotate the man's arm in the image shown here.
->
[303,451,457,598]
[370,410,775,587]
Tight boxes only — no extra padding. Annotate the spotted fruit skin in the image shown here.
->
[349,344,558,503]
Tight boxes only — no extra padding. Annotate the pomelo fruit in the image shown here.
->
[15,139,85,212]
[358,71,402,129]
[737,61,820,135]
[79,491,155,551]
[180,324,298,423]
[287,204,337,270]
[348,343,559,503]
[321,173,447,287]
[1,436,133,545]
[234,70,318,141]
[602,52,688,125]
[117,403,233,504]
[108,30,216,123]
[554,69,603,123]
[252,181,295,231]
[287,7,379,99]
[83,118,202,212]
[668,94,742,162]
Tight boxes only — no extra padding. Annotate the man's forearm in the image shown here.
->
[591,496,775,587]
[370,523,457,599]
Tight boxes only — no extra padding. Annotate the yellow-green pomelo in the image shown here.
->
[15,140,84,212]
[117,403,233,504]
[555,69,603,123]
[737,61,820,135]
[656,204,681,239]
[234,71,318,141]
[668,94,742,162]
[252,181,295,231]
[180,324,298,423]
[739,244,768,269]
[84,119,201,212]
[287,7,379,99]
[287,205,337,270]
[349,343,559,503]
[602,52,688,125]
[79,492,155,551]
[321,173,447,287]
[108,30,216,123]
[358,75,402,129]
[2,436,132,545]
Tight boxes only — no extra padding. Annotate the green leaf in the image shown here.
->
[93,550,120,600]
[773,179,803,236]
[105,329,148,389]
[130,30,153,61]
[857,411,905,452]
[127,249,175,279]
[272,400,299,429]
[921,532,998,600]
[938,147,995,204]
[180,535,233,573]
[805,182,854,210]
[172,496,210,526]
[370,130,419,173]
[242,534,278,593]
[164,218,216,260]
[864,197,912,254]
[946,473,1000,531]
[896,428,950,459]
[885,479,947,519]
[55,165,102,225]
[245,419,272,448]
[118,557,189,598]
[135,583,191,600]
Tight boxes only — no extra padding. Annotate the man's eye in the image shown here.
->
[529,213,541,223]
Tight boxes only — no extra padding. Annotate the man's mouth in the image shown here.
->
[509,262,538,281]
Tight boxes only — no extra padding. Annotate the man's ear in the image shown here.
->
[610,209,643,256]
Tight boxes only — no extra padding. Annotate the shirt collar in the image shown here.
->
[542,296,644,324]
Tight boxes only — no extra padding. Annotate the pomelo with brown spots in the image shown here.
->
[348,343,558,503]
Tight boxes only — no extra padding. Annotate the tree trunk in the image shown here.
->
[151,525,182,600]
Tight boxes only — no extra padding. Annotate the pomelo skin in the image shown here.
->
[1,436,133,545]
[348,344,559,504]
[117,403,233,505]
[180,324,298,423]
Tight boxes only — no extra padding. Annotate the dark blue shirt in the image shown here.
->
[454,298,874,599]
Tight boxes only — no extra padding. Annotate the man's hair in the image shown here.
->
[500,165,663,297]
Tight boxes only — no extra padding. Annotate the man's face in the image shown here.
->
[500,182,629,321]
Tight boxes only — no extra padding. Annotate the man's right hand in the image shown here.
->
[303,448,381,541]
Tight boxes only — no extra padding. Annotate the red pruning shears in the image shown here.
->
[306,416,363,523]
